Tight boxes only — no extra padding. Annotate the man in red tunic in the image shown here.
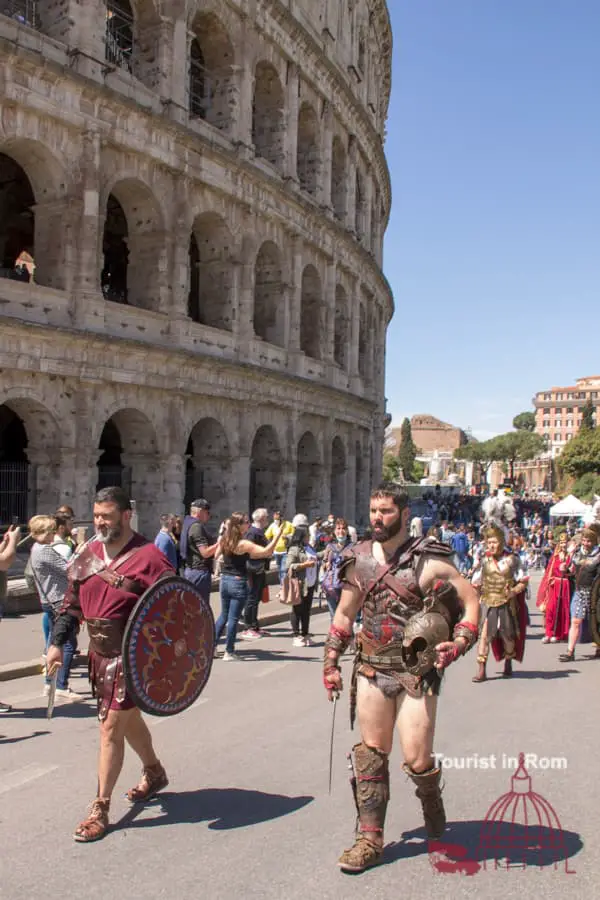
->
[46,486,174,842]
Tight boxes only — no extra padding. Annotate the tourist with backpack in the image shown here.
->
[321,518,354,619]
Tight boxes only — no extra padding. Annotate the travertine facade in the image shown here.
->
[0,0,393,535]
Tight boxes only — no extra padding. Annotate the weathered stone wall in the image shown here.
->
[0,0,393,533]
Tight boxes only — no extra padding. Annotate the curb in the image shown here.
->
[0,606,327,682]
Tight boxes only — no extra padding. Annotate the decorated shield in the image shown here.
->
[122,575,215,716]
[590,575,600,646]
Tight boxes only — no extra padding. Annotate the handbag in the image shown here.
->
[281,573,302,606]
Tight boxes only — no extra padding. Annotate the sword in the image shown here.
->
[328,691,339,794]
[46,670,58,720]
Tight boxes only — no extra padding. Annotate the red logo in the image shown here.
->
[428,753,576,875]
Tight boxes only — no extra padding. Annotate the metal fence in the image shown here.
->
[0,461,30,525]
[1,0,38,28]
[97,465,132,495]
[105,0,134,73]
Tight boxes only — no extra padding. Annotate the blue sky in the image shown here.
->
[383,1,600,439]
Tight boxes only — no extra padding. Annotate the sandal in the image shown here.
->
[73,798,110,842]
[126,761,169,803]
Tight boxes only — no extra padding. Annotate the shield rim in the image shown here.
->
[122,574,215,717]
[590,575,600,645]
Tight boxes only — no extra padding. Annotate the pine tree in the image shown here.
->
[581,397,596,431]
[397,418,418,483]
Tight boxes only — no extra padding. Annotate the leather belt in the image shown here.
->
[87,617,125,658]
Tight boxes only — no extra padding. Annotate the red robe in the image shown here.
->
[536,551,572,641]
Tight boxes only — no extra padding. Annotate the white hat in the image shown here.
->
[292,514,309,528]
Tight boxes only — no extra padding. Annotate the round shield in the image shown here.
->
[122,575,215,716]
[590,575,600,646]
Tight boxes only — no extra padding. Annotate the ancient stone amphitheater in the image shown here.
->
[0,0,393,534]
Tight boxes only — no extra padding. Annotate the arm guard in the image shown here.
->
[452,620,479,654]
[52,611,79,648]
[323,624,352,687]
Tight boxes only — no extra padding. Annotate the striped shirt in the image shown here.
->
[30,542,68,611]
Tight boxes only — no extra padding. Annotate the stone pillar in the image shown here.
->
[320,102,334,209]
[75,129,103,305]
[346,449,357,523]
[127,232,169,312]
[231,454,251,513]
[288,235,303,353]
[70,450,101,520]
[364,173,374,249]
[235,41,255,150]
[169,224,192,319]
[161,453,186,515]
[37,0,105,81]
[323,258,336,363]
[122,452,162,538]
[346,137,358,231]
[32,199,73,292]
[284,62,300,180]
[235,258,254,349]
[164,21,191,125]
[349,278,360,385]
[26,448,60,515]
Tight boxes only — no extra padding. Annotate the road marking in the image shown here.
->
[147,697,209,727]
[0,763,59,796]
[253,661,291,679]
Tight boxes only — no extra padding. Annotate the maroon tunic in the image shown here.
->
[63,534,174,716]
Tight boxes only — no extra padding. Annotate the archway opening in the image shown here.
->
[0,398,60,519]
[252,62,285,171]
[253,241,284,346]
[186,418,230,523]
[189,214,233,331]
[97,418,126,490]
[334,284,348,368]
[189,14,235,133]
[188,232,200,321]
[297,103,320,196]
[0,152,35,283]
[250,425,282,513]
[0,405,28,523]
[296,431,321,519]
[105,0,134,73]
[300,265,321,359]
[102,193,129,304]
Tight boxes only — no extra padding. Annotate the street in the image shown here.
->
[0,585,595,900]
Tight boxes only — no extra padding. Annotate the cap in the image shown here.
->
[292,514,309,528]
[191,498,210,510]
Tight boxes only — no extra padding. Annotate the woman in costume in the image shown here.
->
[537,531,572,644]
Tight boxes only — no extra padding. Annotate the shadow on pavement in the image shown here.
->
[382,821,583,873]
[5,700,94,719]
[231,650,319,663]
[0,728,51,744]
[115,787,313,832]
[482,669,577,681]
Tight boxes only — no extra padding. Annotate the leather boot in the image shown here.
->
[503,659,513,677]
[338,743,389,873]
[404,765,446,839]
[472,659,487,682]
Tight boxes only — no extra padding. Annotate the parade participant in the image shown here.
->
[537,531,572,644]
[559,527,600,662]
[472,525,529,683]
[46,486,175,842]
[323,484,479,873]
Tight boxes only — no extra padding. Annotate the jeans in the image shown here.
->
[244,571,266,629]
[215,574,248,653]
[291,586,315,637]
[325,588,341,620]
[183,567,212,603]
[273,552,287,584]
[43,607,75,690]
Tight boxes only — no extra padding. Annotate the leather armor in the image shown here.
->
[480,554,519,608]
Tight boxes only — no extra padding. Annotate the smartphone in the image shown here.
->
[12,516,19,526]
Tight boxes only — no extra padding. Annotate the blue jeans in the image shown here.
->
[215,574,248,653]
[43,607,75,690]
[273,552,287,584]
[183,567,212,603]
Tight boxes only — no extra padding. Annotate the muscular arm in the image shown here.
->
[418,555,480,629]
[0,526,20,571]
[323,562,365,700]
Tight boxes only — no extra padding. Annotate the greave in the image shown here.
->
[404,764,446,839]
[351,742,390,842]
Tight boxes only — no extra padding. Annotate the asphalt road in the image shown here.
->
[0,585,596,900]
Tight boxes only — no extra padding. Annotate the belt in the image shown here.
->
[87,617,125,658]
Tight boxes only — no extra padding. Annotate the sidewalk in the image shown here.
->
[0,584,327,681]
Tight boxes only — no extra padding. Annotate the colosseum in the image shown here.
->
[0,0,393,536]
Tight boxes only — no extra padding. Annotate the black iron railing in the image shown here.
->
[105,0,134,73]
[1,0,39,29]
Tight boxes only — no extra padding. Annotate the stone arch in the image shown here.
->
[300,265,322,359]
[0,140,67,290]
[101,177,165,310]
[296,431,322,519]
[297,103,320,196]
[97,407,160,537]
[253,241,285,346]
[189,12,235,134]
[188,212,234,331]
[331,136,347,221]
[186,417,231,524]
[250,425,283,513]
[252,62,285,171]
[331,436,347,516]
[334,283,349,368]
[0,397,61,519]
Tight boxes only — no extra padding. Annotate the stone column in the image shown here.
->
[169,224,192,319]
[161,453,186,515]
[235,39,255,150]
[349,278,360,387]
[26,448,60,515]
[122,452,162,538]
[231,454,251,513]
[288,235,303,353]
[323,258,336,363]
[164,22,191,125]
[235,258,254,349]
[346,136,358,231]
[37,0,105,81]
[320,102,333,209]
[126,232,169,312]
[75,129,103,304]
[32,199,73,292]
[284,62,300,180]
[70,450,101,521]
[364,172,374,250]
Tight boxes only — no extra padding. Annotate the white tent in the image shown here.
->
[549,494,592,518]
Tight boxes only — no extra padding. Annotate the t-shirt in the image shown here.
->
[244,525,267,574]
[265,521,294,553]
[187,522,215,572]
[154,530,178,570]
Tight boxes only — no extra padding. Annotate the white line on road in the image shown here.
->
[253,661,292,679]
[0,763,59,796]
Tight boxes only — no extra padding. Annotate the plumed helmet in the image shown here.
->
[483,524,505,548]
[401,583,455,676]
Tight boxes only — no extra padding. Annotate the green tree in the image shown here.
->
[571,472,600,502]
[454,440,496,482]
[487,431,545,481]
[581,397,596,430]
[397,417,419,483]
[413,460,426,482]
[512,411,536,432]
[558,427,600,479]
[382,451,401,483]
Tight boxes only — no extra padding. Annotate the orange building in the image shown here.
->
[534,375,600,457]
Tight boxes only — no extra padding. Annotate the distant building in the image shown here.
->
[534,375,600,458]
[390,415,472,485]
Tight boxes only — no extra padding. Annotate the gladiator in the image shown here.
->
[471,524,528,682]
[560,526,600,662]
[323,484,480,873]
[46,486,174,842]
